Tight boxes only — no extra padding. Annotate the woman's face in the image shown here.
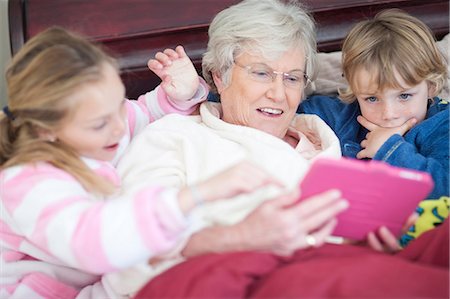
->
[214,49,307,139]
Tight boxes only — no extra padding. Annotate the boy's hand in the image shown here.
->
[148,45,199,101]
[367,226,403,253]
[356,116,417,159]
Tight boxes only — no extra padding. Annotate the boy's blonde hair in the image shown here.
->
[1,27,118,195]
[339,9,447,103]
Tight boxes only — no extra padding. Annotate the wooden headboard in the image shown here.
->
[9,0,449,100]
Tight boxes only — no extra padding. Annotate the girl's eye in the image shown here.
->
[399,93,412,100]
[93,122,107,131]
[365,96,378,103]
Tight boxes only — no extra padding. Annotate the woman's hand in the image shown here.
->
[181,189,348,257]
[234,189,348,256]
[148,45,200,101]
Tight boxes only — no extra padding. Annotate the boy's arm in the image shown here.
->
[299,95,359,136]
[372,110,449,199]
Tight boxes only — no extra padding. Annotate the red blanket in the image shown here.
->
[135,219,449,298]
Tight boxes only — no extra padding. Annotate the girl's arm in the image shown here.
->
[0,163,189,274]
[125,45,208,138]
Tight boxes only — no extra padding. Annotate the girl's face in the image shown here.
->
[214,49,307,139]
[54,63,127,161]
[353,68,430,128]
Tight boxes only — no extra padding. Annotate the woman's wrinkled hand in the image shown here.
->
[232,189,348,256]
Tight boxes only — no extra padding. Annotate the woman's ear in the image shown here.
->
[212,72,225,94]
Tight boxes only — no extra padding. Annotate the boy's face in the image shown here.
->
[54,63,127,161]
[352,68,430,128]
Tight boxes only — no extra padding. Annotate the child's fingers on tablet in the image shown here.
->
[378,226,402,252]
[367,232,384,252]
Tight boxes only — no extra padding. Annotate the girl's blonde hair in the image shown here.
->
[339,9,447,103]
[1,27,119,195]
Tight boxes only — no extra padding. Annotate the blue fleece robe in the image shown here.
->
[299,95,449,199]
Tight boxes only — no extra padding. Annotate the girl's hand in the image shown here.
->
[148,45,200,101]
[177,161,284,214]
[196,161,285,203]
[356,116,416,159]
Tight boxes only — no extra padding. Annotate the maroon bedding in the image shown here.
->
[135,219,449,298]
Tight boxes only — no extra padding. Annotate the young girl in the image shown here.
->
[0,27,281,298]
[299,9,449,250]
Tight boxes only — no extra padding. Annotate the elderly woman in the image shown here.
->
[103,0,347,296]
[104,1,449,298]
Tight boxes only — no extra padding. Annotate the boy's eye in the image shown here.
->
[365,96,378,103]
[399,93,412,100]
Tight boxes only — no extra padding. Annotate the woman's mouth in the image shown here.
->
[257,107,283,117]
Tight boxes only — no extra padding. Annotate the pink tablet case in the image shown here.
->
[299,158,434,240]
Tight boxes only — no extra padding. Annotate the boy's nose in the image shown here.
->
[381,102,399,120]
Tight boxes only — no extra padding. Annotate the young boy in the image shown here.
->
[299,9,449,249]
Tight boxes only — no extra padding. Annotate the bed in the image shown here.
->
[8,0,449,298]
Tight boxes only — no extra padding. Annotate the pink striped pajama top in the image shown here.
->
[0,83,206,299]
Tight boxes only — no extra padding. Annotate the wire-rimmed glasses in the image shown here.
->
[234,61,311,89]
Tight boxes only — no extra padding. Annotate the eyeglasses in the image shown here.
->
[234,61,311,89]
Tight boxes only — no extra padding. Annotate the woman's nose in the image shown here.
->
[267,74,287,102]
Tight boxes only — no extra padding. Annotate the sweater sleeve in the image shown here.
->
[374,134,449,199]
[125,78,208,138]
[0,164,188,275]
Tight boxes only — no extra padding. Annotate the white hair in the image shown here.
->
[202,0,317,93]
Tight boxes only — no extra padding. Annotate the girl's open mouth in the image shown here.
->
[104,143,119,151]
